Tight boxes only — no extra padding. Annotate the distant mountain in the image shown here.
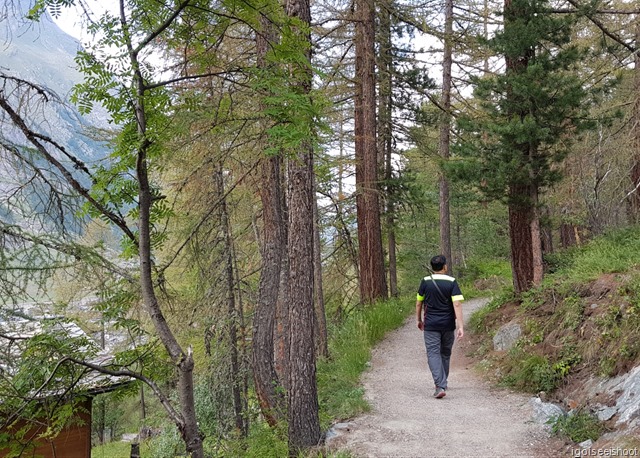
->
[0,0,110,165]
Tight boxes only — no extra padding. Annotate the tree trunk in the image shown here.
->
[439,0,454,270]
[508,183,543,294]
[286,151,321,453]
[275,162,290,391]
[128,5,203,450]
[253,12,285,428]
[215,165,247,436]
[285,0,321,452]
[377,0,398,298]
[312,173,329,358]
[355,0,388,303]
[540,206,553,255]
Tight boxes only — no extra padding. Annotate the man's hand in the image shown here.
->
[417,321,424,331]
[456,327,464,339]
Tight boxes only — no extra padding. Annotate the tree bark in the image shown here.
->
[312,173,329,358]
[214,165,247,436]
[275,163,290,391]
[540,206,554,255]
[439,0,454,270]
[508,184,543,294]
[355,0,388,303]
[285,0,322,452]
[377,0,398,298]
[253,11,285,428]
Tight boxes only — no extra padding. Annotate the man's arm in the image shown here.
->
[415,299,424,330]
[453,300,464,338]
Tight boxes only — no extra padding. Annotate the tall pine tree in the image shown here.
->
[456,0,592,293]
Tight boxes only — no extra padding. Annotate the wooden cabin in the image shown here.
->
[1,398,93,458]
[0,312,128,458]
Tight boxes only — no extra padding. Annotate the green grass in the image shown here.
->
[548,226,640,282]
[458,258,512,298]
[549,409,605,443]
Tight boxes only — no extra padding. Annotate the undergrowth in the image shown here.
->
[470,225,640,394]
[549,409,605,443]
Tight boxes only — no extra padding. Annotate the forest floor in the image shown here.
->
[330,297,567,458]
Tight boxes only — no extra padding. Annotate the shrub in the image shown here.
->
[549,409,604,443]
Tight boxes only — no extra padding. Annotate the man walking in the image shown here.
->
[416,255,464,398]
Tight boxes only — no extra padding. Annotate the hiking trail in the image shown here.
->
[330,297,564,458]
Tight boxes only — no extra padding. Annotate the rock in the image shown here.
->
[493,322,522,351]
[589,364,640,426]
[121,433,138,442]
[595,405,617,422]
[325,422,354,447]
[578,439,593,449]
[529,397,566,429]
[332,422,352,431]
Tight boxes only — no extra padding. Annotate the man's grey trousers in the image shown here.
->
[423,329,456,390]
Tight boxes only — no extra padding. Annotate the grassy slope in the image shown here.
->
[468,226,640,443]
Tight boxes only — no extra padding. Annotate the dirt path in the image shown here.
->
[331,298,561,458]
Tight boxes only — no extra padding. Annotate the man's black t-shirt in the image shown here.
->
[417,274,464,331]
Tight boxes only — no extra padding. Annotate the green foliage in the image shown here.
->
[549,409,604,443]
[146,424,184,458]
[27,0,74,20]
[92,440,145,457]
[555,227,640,281]
[502,352,570,393]
[233,422,288,458]
[453,0,596,207]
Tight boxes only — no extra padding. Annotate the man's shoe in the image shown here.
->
[433,387,446,398]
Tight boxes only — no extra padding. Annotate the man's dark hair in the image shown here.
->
[430,255,447,271]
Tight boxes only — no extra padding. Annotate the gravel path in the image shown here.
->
[331,298,559,458]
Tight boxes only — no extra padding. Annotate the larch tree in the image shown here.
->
[355,0,388,303]
[631,18,640,221]
[377,0,398,297]
[253,4,287,427]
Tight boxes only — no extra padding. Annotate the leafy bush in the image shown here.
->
[146,425,183,458]
[502,350,577,393]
